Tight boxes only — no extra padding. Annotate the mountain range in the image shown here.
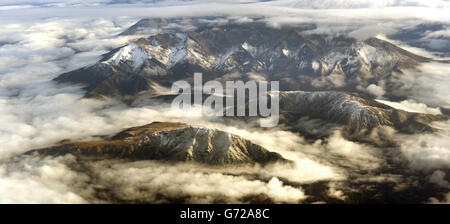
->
[50,17,449,142]
[55,18,431,102]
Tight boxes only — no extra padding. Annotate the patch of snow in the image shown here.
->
[144,33,187,68]
[323,51,346,66]
[151,126,257,163]
[241,42,257,57]
[298,60,308,70]
[215,47,237,67]
[281,91,382,128]
[186,38,216,68]
[130,46,151,69]
[357,42,392,67]
[167,33,187,67]
[357,44,377,65]
[104,43,150,69]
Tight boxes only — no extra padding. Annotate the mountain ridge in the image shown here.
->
[26,122,287,165]
[277,91,447,136]
[54,18,430,101]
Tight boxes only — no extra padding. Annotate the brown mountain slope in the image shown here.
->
[26,122,287,165]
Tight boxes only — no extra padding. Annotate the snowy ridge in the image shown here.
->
[146,33,188,68]
[141,125,284,164]
[279,91,392,131]
[99,30,421,82]
[56,21,429,101]
[30,122,285,165]
[185,38,217,69]
[356,42,392,66]
[147,127,252,163]
[103,43,151,69]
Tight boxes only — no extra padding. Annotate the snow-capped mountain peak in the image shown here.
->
[103,43,151,69]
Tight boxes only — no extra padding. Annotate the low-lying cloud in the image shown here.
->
[388,62,450,109]
[0,0,450,203]
[0,155,308,203]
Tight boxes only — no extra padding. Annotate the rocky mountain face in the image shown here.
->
[277,91,447,136]
[52,17,447,137]
[55,18,429,101]
[26,122,286,165]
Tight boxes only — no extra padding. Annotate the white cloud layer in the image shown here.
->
[389,62,450,108]
[0,0,449,203]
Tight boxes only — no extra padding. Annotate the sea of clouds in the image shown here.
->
[0,0,450,203]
